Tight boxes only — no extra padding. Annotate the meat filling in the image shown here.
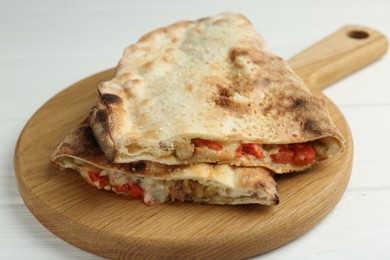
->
[169,180,218,202]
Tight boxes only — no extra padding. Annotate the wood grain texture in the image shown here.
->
[14,74,353,259]
[289,25,388,91]
[15,24,387,259]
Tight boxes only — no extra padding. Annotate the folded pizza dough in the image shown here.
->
[51,121,279,206]
[89,12,344,173]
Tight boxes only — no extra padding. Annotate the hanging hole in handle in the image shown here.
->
[348,30,370,39]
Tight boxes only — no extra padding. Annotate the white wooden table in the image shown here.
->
[1,0,389,259]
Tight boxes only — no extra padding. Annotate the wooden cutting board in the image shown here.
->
[14,25,387,259]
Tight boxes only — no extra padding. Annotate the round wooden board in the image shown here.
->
[14,69,353,259]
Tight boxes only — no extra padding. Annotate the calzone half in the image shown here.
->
[89,13,344,173]
[51,121,279,206]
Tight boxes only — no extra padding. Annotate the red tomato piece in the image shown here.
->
[88,171,109,188]
[235,146,243,158]
[236,143,265,158]
[270,145,294,164]
[290,143,316,165]
[114,183,131,194]
[196,139,223,151]
[130,184,145,199]
[270,144,316,165]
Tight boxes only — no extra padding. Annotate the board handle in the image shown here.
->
[288,25,388,91]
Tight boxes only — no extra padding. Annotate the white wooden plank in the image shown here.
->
[337,105,390,190]
[1,0,390,259]
[260,190,390,260]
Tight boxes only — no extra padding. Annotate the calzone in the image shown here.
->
[89,13,344,173]
[51,121,279,206]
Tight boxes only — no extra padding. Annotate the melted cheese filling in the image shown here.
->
[77,165,167,205]
[187,140,323,169]
[64,159,263,205]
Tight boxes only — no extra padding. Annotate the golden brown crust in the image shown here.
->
[89,12,344,171]
[89,103,118,161]
[52,120,178,175]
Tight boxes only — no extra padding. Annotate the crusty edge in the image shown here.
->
[89,102,118,162]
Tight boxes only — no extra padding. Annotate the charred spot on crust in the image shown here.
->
[100,93,122,105]
[95,110,108,122]
[215,96,232,107]
[229,48,249,63]
[262,78,271,86]
[131,161,147,172]
[214,83,253,114]
[291,98,307,109]
[217,84,234,97]
[84,128,100,148]
[303,119,322,135]
[214,95,252,115]
[83,126,95,143]
[118,161,147,174]
[72,126,101,158]
[273,194,280,205]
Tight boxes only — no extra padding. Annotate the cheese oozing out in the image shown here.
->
[78,165,167,205]
[189,139,322,168]
[62,158,271,205]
